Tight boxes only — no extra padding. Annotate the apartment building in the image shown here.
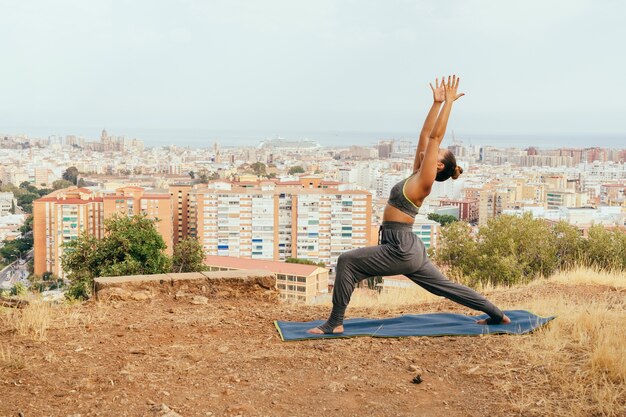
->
[438,198,479,223]
[169,184,193,245]
[0,192,15,216]
[187,178,372,269]
[545,190,589,209]
[33,186,173,278]
[204,254,329,304]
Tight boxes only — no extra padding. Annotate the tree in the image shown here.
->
[585,225,626,270]
[550,221,584,270]
[250,162,266,176]
[52,179,74,190]
[434,214,563,287]
[62,167,79,185]
[10,200,15,214]
[61,214,172,300]
[432,221,478,282]
[19,215,33,235]
[288,165,305,175]
[16,193,38,214]
[37,188,52,197]
[189,171,195,179]
[427,213,458,226]
[172,237,206,273]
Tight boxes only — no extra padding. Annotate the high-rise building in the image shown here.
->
[34,186,173,278]
[169,184,193,245]
[185,179,372,270]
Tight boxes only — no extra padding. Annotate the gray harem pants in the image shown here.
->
[318,221,504,333]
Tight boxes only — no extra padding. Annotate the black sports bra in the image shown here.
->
[387,173,420,218]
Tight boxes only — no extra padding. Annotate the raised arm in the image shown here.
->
[409,75,464,200]
[413,78,444,172]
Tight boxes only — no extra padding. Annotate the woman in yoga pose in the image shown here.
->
[308,75,510,334]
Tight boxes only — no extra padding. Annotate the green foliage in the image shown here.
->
[52,179,74,190]
[250,162,266,176]
[433,221,478,281]
[0,183,41,214]
[11,282,26,297]
[433,213,626,287]
[427,213,458,226]
[19,216,33,235]
[476,213,557,284]
[584,225,626,270]
[19,181,36,192]
[0,234,33,263]
[62,167,79,185]
[172,237,207,273]
[288,165,305,175]
[61,214,172,300]
[552,221,585,269]
[285,257,326,268]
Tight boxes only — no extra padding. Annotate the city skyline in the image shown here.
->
[2,126,625,149]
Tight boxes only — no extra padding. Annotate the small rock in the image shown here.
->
[411,375,423,384]
[225,404,256,415]
[408,365,421,372]
[130,291,152,301]
[153,403,183,417]
[328,382,346,393]
[190,296,208,305]
[218,345,229,354]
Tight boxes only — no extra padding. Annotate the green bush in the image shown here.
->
[61,214,172,300]
[433,213,624,287]
[11,282,27,297]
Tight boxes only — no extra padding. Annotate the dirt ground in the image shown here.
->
[0,282,618,417]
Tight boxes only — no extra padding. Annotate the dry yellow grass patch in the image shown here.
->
[546,266,626,288]
[1,300,52,341]
[503,271,626,417]
[0,298,111,342]
[348,285,440,308]
[0,344,26,370]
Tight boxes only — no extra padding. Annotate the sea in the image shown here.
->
[1,126,625,149]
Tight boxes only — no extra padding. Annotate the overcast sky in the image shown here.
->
[1,0,625,136]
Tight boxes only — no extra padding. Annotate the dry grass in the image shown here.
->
[0,344,26,370]
[503,269,626,417]
[349,285,440,308]
[327,268,625,416]
[545,266,626,288]
[0,298,111,342]
[1,300,52,341]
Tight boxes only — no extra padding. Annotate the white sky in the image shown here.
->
[1,0,625,135]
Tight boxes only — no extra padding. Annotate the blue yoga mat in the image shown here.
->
[274,310,555,341]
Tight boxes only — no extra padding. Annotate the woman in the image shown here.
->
[309,75,511,334]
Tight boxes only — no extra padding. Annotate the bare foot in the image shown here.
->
[307,325,344,334]
[476,314,511,325]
